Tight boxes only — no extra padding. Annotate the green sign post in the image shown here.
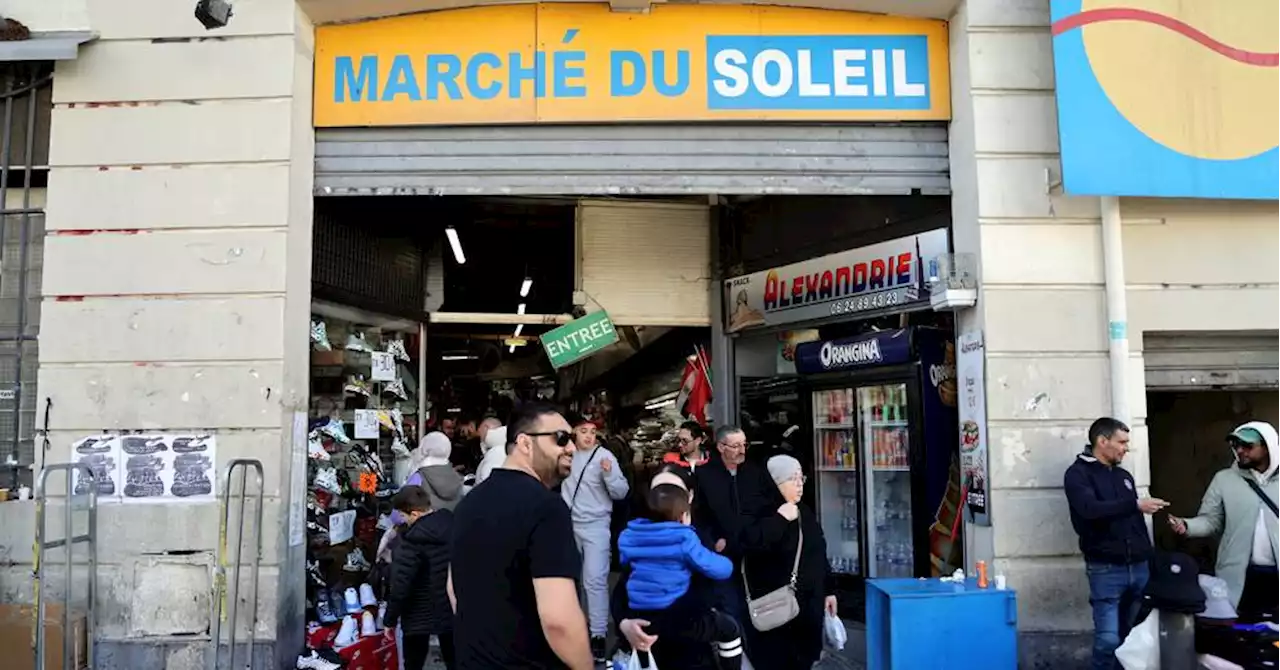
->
[541,310,619,369]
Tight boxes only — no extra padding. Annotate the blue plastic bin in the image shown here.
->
[866,578,1017,670]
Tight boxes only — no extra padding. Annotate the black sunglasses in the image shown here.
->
[525,430,573,447]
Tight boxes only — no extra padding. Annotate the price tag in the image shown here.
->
[354,409,380,439]
[328,509,356,545]
[370,351,397,381]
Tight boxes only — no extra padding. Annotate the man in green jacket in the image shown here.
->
[1169,421,1278,623]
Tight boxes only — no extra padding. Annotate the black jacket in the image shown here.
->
[740,500,835,602]
[1063,451,1152,565]
[384,509,454,635]
[693,458,778,563]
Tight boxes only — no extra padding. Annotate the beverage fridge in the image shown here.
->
[794,327,960,609]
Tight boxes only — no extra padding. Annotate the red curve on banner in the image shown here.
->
[1051,7,1279,67]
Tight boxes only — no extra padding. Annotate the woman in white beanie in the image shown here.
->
[474,425,508,485]
[737,454,838,670]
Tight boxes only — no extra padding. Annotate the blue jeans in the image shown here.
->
[1086,561,1149,670]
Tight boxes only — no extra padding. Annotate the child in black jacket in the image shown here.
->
[384,485,456,670]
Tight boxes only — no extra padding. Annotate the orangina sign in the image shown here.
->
[1050,0,1278,199]
[313,4,950,126]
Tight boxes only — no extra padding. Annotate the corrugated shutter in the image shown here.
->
[315,124,948,196]
[1144,331,1279,390]
[577,200,709,327]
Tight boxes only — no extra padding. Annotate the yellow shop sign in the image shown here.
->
[313,4,950,127]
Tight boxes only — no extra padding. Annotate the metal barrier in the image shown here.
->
[210,459,265,670]
[33,462,99,670]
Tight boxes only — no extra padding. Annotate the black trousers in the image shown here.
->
[1236,565,1278,624]
[403,632,456,670]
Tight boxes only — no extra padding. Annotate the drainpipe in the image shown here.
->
[1101,196,1130,422]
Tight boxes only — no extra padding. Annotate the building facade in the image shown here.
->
[0,0,1273,668]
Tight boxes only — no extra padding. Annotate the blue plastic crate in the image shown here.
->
[866,578,1017,670]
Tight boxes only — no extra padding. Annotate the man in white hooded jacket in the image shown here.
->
[1169,421,1279,623]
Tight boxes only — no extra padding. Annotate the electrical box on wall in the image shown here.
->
[927,252,978,311]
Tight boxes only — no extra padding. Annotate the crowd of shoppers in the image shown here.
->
[375,403,836,670]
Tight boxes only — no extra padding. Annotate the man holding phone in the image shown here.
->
[1168,422,1278,624]
[1064,417,1168,670]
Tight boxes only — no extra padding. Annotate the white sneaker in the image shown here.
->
[360,610,379,637]
[311,320,332,352]
[343,548,372,574]
[307,436,330,461]
[296,650,341,670]
[313,467,341,495]
[359,583,378,608]
[334,615,359,649]
[319,418,351,444]
[342,587,361,615]
[345,332,374,353]
[386,339,410,362]
[382,379,408,401]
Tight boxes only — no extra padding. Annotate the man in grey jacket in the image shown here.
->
[561,412,630,661]
[1169,421,1278,623]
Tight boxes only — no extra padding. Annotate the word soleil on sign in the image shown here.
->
[314,4,950,126]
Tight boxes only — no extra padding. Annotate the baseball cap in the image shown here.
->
[1228,427,1264,445]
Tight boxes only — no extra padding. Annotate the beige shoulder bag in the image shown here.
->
[741,526,802,632]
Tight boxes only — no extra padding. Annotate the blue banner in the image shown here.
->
[794,328,912,374]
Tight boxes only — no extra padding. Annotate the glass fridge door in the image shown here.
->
[858,382,913,578]
[812,387,860,577]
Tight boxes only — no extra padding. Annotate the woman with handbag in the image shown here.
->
[738,455,838,670]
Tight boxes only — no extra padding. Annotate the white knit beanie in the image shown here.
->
[767,454,803,485]
[482,426,507,454]
[417,431,452,467]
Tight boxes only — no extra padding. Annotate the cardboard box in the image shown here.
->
[0,603,88,670]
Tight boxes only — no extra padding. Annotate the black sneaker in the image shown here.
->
[591,636,607,663]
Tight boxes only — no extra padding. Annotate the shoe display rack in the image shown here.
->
[300,314,419,670]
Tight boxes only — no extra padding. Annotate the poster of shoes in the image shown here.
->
[71,436,120,498]
[71,434,217,503]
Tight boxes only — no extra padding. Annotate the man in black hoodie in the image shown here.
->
[1064,417,1168,670]
[385,485,456,670]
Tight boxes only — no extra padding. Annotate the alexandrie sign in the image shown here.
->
[313,4,950,126]
[541,310,620,369]
[724,228,948,333]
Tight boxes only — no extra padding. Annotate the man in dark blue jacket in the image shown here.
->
[1064,417,1168,670]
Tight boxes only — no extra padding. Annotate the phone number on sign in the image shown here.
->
[829,290,906,316]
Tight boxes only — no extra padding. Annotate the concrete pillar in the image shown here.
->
[6,1,314,668]
[948,1,1148,665]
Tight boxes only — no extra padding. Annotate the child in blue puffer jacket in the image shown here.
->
[618,483,744,670]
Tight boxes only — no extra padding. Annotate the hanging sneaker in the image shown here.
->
[311,319,332,352]
[328,589,347,620]
[306,560,327,589]
[385,339,410,362]
[333,615,359,649]
[344,375,371,397]
[342,587,362,615]
[376,513,393,531]
[315,589,337,624]
[308,435,331,461]
[358,583,378,608]
[345,332,374,353]
[390,436,410,458]
[377,601,387,629]
[382,379,408,401]
[313,467,341,495]
[343,548,372,574]
[319,418,351,444]
[360,610,378,637]
[296,649,341,670]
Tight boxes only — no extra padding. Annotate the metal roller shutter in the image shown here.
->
[577,200,710,327]
[1144,331,1279,390]
[315,124,949,196]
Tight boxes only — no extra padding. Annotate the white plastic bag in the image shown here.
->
[823,612,847,651]
[624,650,659,670]
[1115,610,1160,670]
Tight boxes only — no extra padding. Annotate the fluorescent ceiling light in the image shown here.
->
[508,344,516,354]
[441,354,477,361]
[644,399,677,411]
[445,227,465,265]
[517,303,526,315]
[520,278,533,297]
[513,324,524,337]
[643,390,681,406]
